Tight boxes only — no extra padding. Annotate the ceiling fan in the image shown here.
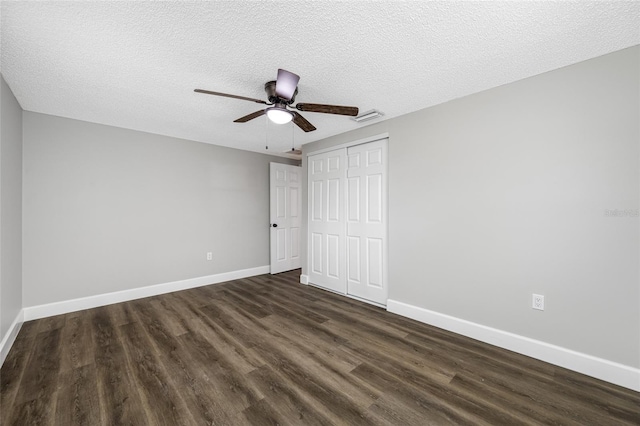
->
[195,69,359,132]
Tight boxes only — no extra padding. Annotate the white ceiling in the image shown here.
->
[1,2,639,157]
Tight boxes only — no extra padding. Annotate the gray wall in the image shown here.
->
[23,112,296,307]
[0,75,23,340]
[302,46,639,367]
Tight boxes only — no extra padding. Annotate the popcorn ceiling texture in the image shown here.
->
[1,2,639,154]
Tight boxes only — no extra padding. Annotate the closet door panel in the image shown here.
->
[307,149,347,293]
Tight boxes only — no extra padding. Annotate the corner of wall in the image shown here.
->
[0,74,25,366]
[0,309,24,367]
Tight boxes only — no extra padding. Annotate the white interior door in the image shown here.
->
[270,163,302,274]
[346,140,388,305]
[307,149,347,293]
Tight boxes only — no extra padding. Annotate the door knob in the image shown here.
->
[272,223,278,227]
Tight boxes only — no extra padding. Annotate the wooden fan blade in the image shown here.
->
[234,109,266,123]
[292,111,316,132]
[195,89,268,105]
[295,103,359,116]
[275,69,300,101]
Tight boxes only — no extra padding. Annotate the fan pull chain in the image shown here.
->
[291,120,295,151]
[265,114,269,150]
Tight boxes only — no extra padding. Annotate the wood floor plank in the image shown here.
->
[168,286,212,310]
[209,293,364,386]
[452,366,624,425]
[259,314,362,374]
[258,322,380,408]
[322,319,455,385]
[54,364,101,426]
[238,280,331,324]
[246,365,333,425]
[34,313,67,334]
[134,309,248,424]
[368,391,469,426]
[91,308,150,425]
[149,297,190,336]
[351,361,523,426]
[552,367,640,418]
[352,362,473,425]
[8,328,63,425]
[0,321,39,425]
[256,351,383,425]
[449,372,586,426]
[173,328,265,413]
[2,269,638,425]
[198,303,264,349]
[58,310,94,374]
[404,329,559,384]
[118,320,198,425]
[175,331,263,421]
[206,305,378,413]
[186,314,266,375]
[315,297,409,338]
[241,397,283,425]
[205,304,381,423]
[261,312,347,349]
[104,301,138,327]
[219,287,273,319]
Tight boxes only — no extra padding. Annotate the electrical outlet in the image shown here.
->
[532,294,544,311]
[206,252,213,261]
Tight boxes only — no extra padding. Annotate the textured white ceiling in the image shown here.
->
[1,1,639,156]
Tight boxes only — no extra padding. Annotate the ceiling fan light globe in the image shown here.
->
[266,107,293,124]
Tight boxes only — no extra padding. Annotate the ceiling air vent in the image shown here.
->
[353,109,384,123]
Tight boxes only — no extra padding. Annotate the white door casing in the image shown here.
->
[346,140,388,305]
[307,149,347,293]
[270,163,302,274]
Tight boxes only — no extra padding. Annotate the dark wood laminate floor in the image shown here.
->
[1,270,638,425]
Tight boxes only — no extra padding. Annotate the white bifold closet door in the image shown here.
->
[345,140,387,305]
[308,149,348,293]
[308,139,388,305]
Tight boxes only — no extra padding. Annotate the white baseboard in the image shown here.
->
[0,309,24,367]
[387,299,640,392]
[23,265,270,321]
[300,274,309,285]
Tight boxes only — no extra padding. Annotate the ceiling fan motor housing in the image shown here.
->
[264,81,296,105]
